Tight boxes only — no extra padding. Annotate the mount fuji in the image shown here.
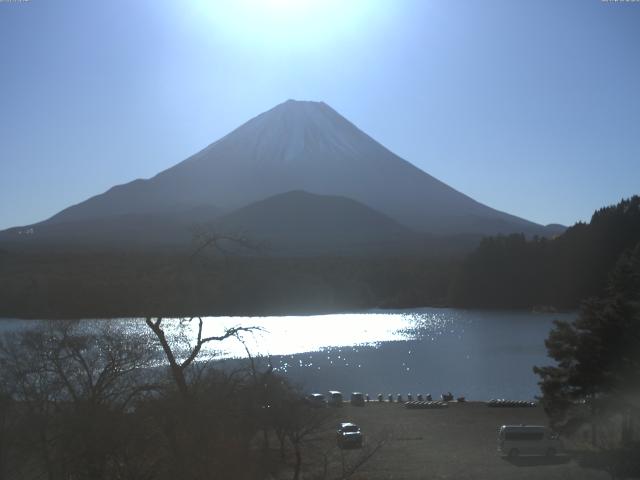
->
[1,100,562,252]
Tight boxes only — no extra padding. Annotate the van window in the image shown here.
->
[504,431,545,441]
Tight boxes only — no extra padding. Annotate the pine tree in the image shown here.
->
[534,243,640,445]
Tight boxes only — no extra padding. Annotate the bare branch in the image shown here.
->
[145,316,262,398]
[181,325,261,370]
[190,225,269,263]
[340,436,387,479]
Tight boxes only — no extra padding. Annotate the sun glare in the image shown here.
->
[190,0,386,51]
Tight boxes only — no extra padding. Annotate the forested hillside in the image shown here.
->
[1,197,637,318]
[0,252,457,319]
[450,196,640,309]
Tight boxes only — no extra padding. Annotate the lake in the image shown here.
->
[0,308,574,400]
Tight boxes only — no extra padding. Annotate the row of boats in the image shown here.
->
[374,392,459,403]
[405,401,449,409]
[488,399,537,408]
[309,391,537,408]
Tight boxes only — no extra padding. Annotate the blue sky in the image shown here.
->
[1,0,639,230]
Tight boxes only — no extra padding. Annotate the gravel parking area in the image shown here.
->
[311,402,609,480]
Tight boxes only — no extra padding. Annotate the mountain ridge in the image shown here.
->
[5,99,561,242]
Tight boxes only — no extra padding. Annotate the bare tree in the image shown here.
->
[336,436,388,480]
[0,321,159,480]
[280,400,335,480]
[144,316,258,399]
[190,227,265,260]
[0,391,14,480]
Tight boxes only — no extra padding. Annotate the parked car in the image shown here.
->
[350,392,365,406]
[307,393,326,407]
[337,422,363,449]
[328,391,343,407]
[497,425,562,457]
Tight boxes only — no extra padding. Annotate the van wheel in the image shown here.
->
[546,448,556,457]
[508,448,519,458]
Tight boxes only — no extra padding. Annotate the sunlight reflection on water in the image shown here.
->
[0,308,575,400]
[195,311,427,358]
[183,308,574,399]
[143,309,459,363]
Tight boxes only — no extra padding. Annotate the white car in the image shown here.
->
[497,425,562,457]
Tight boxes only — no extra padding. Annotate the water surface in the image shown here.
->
[0,308,574,400]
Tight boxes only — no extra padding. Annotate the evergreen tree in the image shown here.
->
[534,243,640,445]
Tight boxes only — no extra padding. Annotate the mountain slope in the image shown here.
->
[13,99,554,237]
[0,206,222,250]
[213,190,421,255]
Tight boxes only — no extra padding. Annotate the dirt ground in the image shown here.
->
[305,402,610,480]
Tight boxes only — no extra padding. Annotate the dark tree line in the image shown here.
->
[0,253,457,319]
[451,196,640,309]
[1,196,638,318]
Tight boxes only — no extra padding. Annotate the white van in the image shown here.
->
[328,391,343,407]
[497,425,562,457]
